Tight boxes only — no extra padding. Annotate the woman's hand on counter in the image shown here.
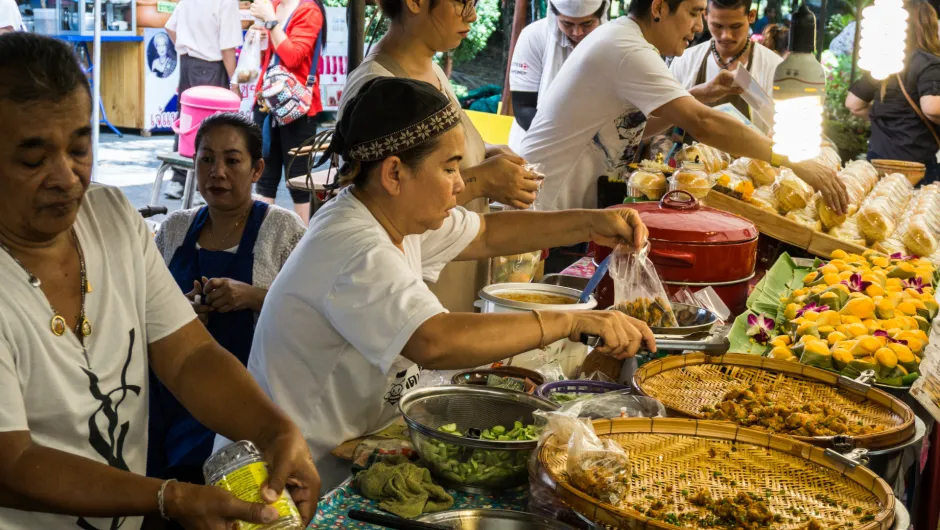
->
[566,311,657,359]
[460,154,541,209]
[790,159,849,215]
[256,421,321,525]
[203,278,267,313]
[586,208,649,251]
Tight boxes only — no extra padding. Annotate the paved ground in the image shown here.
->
[98,131,300,223]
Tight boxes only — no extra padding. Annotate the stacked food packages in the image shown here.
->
[773,249,935,386]
[856,174,915,245]
[817,160,880,230]
[875,183,940,258]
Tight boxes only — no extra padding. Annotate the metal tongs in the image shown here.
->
[579,333,729,353]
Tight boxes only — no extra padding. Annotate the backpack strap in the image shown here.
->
[897,73,940,149]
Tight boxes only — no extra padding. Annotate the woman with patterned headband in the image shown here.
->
[226,76,658,491]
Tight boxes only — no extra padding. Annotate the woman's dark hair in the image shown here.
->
[378,0,442,19]
[0,33,90,104]
[338,136,443,188]
[761,24,789,56]
[194,113,264,163]
[549,1,608,19]
[628,0,686,18]
[707,0,752,14]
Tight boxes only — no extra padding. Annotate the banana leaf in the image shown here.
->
[728,311,773,356]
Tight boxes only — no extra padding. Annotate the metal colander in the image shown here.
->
[399,386,558,493]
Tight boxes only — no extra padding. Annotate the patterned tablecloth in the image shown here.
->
[310,479,529,528]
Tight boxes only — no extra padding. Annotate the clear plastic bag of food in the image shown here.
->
[857,175,914,244]
[609,244,678,328]
[748,184,780,213]
[675,143,723,174]
[785,194,822,231]
[233,27,263,85]
[728,157,777,187]
[491,164,545,283]
[668,162,713,200]
[712,169,755,202]
[628,169,667,201]
[774,169,814,213]
[565,419,631,507]
[828,216,867,247]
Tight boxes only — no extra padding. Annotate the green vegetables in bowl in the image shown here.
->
[419,422,538,487]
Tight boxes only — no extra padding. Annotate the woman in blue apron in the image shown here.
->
[149,113,307,494]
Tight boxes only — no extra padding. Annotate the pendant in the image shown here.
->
[51,315,67,336]
[29,275,41,288]
[86,280,92,294]
[81,318,92,337]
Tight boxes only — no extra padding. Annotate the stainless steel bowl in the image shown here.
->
[417,509,576,529]
[399,386,557,493]
[478,283,596,313]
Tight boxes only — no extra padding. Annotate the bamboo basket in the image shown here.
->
[870,160,926,186]
[539,417,895,530]
[633,353,916,450]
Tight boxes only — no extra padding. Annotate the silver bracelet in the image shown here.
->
[158,479,177,521]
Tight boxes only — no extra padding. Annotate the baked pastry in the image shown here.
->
[746,159,778,187]
[774,169,815,213]
[628,170,667,200]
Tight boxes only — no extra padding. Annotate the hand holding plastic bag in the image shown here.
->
[609,244,678,328]
[491,164,545,284]
[233,27,264,85]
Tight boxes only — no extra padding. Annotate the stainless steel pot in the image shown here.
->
[417,509,576,529]
[477,283,596,313]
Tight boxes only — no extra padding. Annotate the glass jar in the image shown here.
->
[203,441,303,530]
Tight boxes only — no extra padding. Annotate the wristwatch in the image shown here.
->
[264,19,279,30]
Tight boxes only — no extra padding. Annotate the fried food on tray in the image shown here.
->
[611,296,678,328]
[702,383,886,437]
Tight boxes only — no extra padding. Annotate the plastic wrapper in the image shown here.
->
[818,160,879,230]
[491,164,545,283]
[815,144,843,173]
[728,157,777,187]
[233,27,263,84]
[628,169,667,201]
[565,423,631,507]
[675,142,725,174]
[774,169,815,213]
[712,169,755,202]
[887,183,940,256]
[668,162,713,200]
[829,216,867,247]
[785,194,822,231]
[857,173,914,244]
[609,244,678,327]
[747,184,780,213]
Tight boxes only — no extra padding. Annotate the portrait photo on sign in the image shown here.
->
[147,30,177,78]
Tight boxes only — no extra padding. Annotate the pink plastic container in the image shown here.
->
[172,86,242,157]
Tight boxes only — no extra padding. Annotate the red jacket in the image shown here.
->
[258,0,324,116]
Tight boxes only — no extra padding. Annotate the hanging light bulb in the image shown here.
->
[858,0,908,80]
[772,3,825,163]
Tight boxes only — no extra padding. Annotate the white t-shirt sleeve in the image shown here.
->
[616,47,692,116]
[0,339,27,432]
[668,50,699,90]
[510,24,545,93]
[219,0,244,51]
[324,248,446,374]
[419,207,481,282]
[0,0,23,30]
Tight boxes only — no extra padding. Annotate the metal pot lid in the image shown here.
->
[612,190,758,245]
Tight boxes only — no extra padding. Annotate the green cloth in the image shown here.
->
[354,456,455,519]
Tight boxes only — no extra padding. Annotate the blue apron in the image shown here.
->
[148,201,268,478]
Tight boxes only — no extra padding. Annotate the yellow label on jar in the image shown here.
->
[214,462,301,530]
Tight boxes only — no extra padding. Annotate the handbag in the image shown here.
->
[896,73,940,162]
[260,0,324,126]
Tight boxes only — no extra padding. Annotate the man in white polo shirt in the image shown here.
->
[164,0,244,200]
[0,0,24,33]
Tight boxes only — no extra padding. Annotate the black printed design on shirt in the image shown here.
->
[384,367,421,406]
[614,110,648,168]
[75,329,141,530]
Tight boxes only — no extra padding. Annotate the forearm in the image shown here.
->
[249,286,268,313]
[643,116,674,139]
[456,165,486,205]
[459,210,591,261]
[222,48,237,78]
[270,26,288,49]
[405,312,572,370]
[684,110,773,162]
[0,440,161,517]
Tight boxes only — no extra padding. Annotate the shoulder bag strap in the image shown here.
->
[304,0,324,89]
[896,73,940,148]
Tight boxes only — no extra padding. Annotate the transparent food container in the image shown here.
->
[627,170,667,201]
[668,162,712,200]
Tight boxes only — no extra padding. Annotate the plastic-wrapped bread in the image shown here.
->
[785,194,822,231]
[712,170,755,202]
[668,163,713,199]
[815,144,842,173]
[892,183,940,256]
[628,170,668,200]
[774,169,815,212]
[727,157,777,187]
[748,185,779,213]
[676,143,724,174]
[856,174,914,244]
[828,216,867,247]
[818,160,880,230]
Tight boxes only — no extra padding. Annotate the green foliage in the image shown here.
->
[450,81,469,99]
[824,53,871,161]
[322,0,500,65]
[824,13,853,49]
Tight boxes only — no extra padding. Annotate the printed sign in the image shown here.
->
[319,6,348,112]
[143,28,180,133]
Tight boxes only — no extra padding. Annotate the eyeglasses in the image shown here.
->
[452,0,477,19]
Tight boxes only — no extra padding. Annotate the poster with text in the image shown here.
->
[144,28,181,133]
[319,6,348,112]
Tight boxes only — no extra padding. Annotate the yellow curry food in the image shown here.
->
[495,292,577,305]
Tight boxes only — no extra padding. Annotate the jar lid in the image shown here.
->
[616,190,758,244]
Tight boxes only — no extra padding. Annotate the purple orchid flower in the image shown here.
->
[746,313,775,345]
[890,252,916,260]
[903,277,927,293]
[796,302,830,318]
[874,330,908,346]
[841,272,872,293]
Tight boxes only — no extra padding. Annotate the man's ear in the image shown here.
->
[379,156,406,196]
[404,0,423,15]
[748,9,757,23]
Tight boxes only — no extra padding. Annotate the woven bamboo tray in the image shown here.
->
[539,418,895,530]
[870,160,926,186]
[633,353,916,450]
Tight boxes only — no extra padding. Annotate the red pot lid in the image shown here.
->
[611,190,758,244]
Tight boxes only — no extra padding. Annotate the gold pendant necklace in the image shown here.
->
[0,229,91,339]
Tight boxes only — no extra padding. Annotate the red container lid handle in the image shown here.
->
[659,190,700,211]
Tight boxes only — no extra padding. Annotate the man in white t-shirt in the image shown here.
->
[164,0,244,200]
[0,0,24,33]
[507,0,608,153]
[0,33,318,530]
[521,0,848,214]
[668,0,781,132]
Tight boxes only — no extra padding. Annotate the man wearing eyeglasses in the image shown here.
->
[507,0,608,154]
